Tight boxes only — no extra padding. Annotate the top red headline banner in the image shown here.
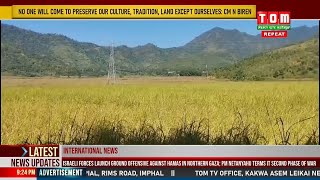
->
[0,0,319,19]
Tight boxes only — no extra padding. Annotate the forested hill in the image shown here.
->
[214,38,319,80]
[1,23,319,77]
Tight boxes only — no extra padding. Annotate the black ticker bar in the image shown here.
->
[83,167,320,178]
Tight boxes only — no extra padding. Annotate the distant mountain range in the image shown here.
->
[1,23,319,77]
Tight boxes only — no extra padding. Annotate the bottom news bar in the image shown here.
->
[1,167,320,178]
[81,168,320,177]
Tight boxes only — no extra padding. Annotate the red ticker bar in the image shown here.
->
[0,0,318,19]
[0,168,37,177]
[0,145,59,157]
[62,157,320,168]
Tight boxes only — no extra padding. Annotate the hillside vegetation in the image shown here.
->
[214,38,319,80]
[1,23,319,77]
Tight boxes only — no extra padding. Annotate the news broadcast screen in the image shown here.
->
[0,0,319,179]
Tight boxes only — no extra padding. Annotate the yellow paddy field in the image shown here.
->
[1,77,319,145]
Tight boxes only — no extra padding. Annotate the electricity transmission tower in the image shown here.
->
[206,64,208,77]
[107,43,116,84]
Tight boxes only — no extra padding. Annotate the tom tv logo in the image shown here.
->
[257,11,291,38]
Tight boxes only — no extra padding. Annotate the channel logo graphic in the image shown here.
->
[257,11,290,38]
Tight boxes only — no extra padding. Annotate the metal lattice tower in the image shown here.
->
[107,43,116,83]
[205,64,208,78]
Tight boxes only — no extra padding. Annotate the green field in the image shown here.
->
[1,77,319,145]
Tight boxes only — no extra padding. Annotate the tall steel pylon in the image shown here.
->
[205,64,208,78]
[107,43,116,84]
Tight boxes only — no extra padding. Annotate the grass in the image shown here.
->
[1,77,319,145]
